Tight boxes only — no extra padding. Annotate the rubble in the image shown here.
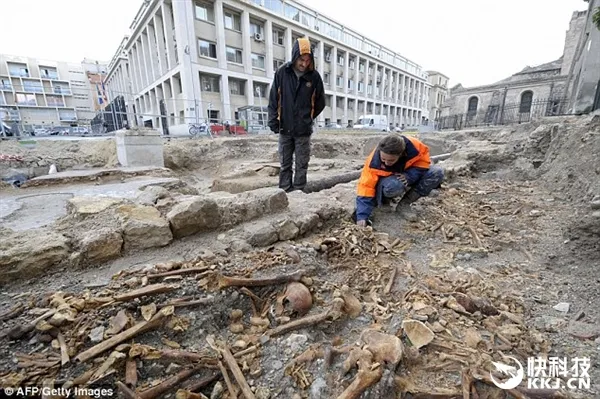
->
[0,117,598,397]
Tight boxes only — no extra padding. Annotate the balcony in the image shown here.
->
[53,87,72,95]
[40,67,59,80]
[0,108,21,121]
[21,83,44,94]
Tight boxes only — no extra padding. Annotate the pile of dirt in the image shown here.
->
[0,186,596,398]
[432,114,600,265]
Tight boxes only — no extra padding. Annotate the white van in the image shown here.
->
[353,115,390,131]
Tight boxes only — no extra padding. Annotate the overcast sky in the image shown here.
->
[0,0,588,87]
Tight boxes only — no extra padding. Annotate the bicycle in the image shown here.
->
[189,123,208,136]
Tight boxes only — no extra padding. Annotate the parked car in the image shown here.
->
[353,115,390,132]
[324,123,343,129]
[71,127,89,135]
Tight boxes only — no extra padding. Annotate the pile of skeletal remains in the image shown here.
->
[0,218,575,398]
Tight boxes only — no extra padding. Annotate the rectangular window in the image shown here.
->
[264,0,283,14]
[22,81,43,93]
[251,53,265,69]
[59,109,77,121]
[224,10,241,31]
[336,76,343,88]
[46,95,65,107]
[367,85,373,95]
[337,54,344,66]
[40,68,58,79]
[273,59,284,72]
[229,79,245,96]
[198,39,217,58]
[253,82,268,97]
[348,80,354,90]
[323,73,330,84]
[358,82,364,92]
[16,93,36,105]
[284,4,300,22]
[0,78,11,90]
[195,2,214,22]
[8,64,29,77]
[226,47,243,64]
[349,59,355,69]
[201,75,220,92]
[250,20,263,36]
[359,63,365,73]
[273,29,284,46]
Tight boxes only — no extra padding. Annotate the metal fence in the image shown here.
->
[437,98,569,131]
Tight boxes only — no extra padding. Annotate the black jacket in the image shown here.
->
[268,38,325,136]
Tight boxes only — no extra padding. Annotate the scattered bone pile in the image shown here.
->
[0,193,583,398]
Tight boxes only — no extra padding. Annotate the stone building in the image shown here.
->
[441,10,588,121]
[566,0,600,114]
[426,71,449,122]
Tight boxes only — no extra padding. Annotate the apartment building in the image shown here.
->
[427,71,449,122]
[105,0,431,131]
[0,54,106,133]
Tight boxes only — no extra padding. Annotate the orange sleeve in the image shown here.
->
[406,137,431,169]
[357,150,378,198]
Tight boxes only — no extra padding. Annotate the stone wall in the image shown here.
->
[561,10,589,76]
[567,0,600,114]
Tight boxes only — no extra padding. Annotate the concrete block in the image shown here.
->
[115,129,164,168]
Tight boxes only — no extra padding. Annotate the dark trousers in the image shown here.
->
[278,134,311,192]
[378,165,445,202]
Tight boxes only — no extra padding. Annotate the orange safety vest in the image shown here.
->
[357,136,431,198]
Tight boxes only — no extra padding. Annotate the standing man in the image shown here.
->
[268,37,325,192]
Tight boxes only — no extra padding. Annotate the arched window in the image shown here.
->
[467,96,478,115]
[520,91,533,113]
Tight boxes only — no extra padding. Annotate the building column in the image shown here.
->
[381,67,387,104]
[372,63,378,102]
[220,75,231,121]
[354,56,360,96]
[332,47,338,91]
[353,95,358,121]
[246,79,255,106]
[395,73,400,104]
[265,19,274,79]
[162,3,176,70]
[140,30,152,87]
[214,0,227,69]
[147,25,158,82]
[344,51,349,95]
[363,60,369,102]
[318,41,324,75]
[242,11,252,75]
[343,96,348,126]
[284,28,293,61]
[172,0,202,121]
[153,14,167,77]
[135,43,145,91]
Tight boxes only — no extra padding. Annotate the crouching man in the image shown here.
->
[352,134,444,227]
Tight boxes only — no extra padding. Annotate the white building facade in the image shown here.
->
[105,0,431,131]
[0,54,105,133]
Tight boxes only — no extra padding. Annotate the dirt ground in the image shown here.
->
[0,117,599,398]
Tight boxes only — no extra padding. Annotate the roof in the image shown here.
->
[492,57,563,85]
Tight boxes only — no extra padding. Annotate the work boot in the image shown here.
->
[395,190,421,222]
